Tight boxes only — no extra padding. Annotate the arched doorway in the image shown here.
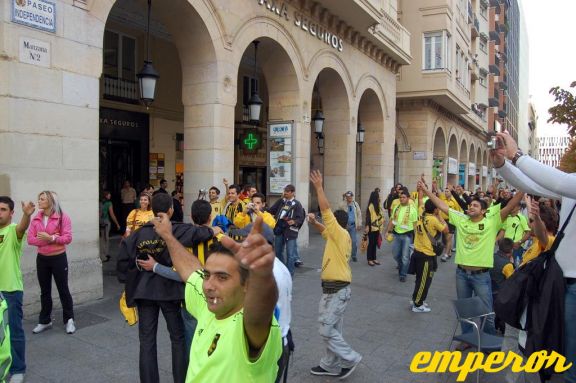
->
[234,38,300,200]
[468,143,476,190]
[357,88,385,208]
[447,134,459,186]
[433,128,447,188]
[459,139,468,188]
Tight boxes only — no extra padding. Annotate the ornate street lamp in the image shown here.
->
[356,120,365,144]
[248,40,263,122]
[137,0,159,108]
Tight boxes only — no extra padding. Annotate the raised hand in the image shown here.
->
[310,169,323,189]
[152,212,173,240]
[220,216,274,277]
[21,201,35,216]
[496,130,519,161]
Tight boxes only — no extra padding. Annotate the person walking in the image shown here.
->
[308,170,362,379]
[268,184,305,276]
[99,190,120,263]
[27,191,76,335]
[339,191,362,262]
[364,190,383,266]
[0,197,35,383]
[385,190,418,281]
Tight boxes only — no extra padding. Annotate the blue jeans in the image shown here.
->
[392,232,413,277]
[347,225,358,260]
[318,287,361,373]
[565,283,576,383]
[455,268,496,335]
[275,235,297,276]
[2,291,25,374]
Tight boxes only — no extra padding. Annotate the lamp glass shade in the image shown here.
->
[248,92,263,121]
[356,122,365,144]
[137,61,159,105]
[312,110,325,134]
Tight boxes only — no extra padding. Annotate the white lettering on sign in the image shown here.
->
[257,0,343,52]
[19,36,50,67]
[12,0,56,33]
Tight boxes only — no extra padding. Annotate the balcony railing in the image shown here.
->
[103,75,139,103]
[370,11,411,64]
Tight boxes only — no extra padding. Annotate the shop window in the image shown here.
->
[423,31,451,71]
[103,30,138,102]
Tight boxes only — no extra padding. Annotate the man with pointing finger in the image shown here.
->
[152,213,282,383]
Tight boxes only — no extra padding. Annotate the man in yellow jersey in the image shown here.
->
[208,186,222,225]
[221,183,245,226]
[385,189,418,282]
[307,170,362,379]
[439,185,462,262]
[411,189,448,313]
[419,179,524,338]
[233,193,276,229]
[152,214,281,383]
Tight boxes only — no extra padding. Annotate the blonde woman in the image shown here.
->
[124,192,154,237]
[27,191,75,334]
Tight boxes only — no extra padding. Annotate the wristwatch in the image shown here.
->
[511,150,525,166]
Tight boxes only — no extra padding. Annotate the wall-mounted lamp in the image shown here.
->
[137,0,159,108]
[317,133,325,155]
[357,120,365,144]
[248,40,263,122]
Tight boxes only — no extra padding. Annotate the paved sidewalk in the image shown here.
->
[20,232,545,382]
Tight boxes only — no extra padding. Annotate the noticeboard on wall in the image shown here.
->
[267,121,294,195]
[149,153,165,187]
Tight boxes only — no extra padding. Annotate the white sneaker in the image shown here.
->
[412,304,431,313]
[9,373,25,383]
[410,300,429,308]
[440,254,449,262]
[66,319,76,334]
[32,322,52,334]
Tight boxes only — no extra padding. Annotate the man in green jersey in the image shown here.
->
[419,181,524,337]
[152,214,281,383]
[0,196,35,383]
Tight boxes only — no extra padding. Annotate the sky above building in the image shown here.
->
[522,0,575,137]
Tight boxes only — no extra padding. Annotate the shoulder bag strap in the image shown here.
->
[548,203,576,254]
[421,215,437,244]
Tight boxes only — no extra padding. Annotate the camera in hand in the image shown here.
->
[487,133,498,149]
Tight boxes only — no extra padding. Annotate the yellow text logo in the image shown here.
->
[410,351,572,381]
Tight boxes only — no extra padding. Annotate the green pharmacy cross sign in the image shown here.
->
[241,132,262,151]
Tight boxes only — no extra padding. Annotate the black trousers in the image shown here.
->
[136,299,187,383]
[411,250,435,307]
[366,231,379,261]
[36,253,74,324]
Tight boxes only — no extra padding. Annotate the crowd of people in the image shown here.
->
[1,130,575,383]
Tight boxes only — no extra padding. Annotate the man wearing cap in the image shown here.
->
[339,191,362,262]
[269,185,305,276]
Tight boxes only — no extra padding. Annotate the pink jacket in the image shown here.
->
[28,211,73,255]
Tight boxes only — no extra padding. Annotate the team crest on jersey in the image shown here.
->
[478,224,485,230]
[0,235,4,244]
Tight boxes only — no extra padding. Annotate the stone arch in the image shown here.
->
[309,68,351,206]
[357,88,386,206]
[433,127,447,188]
[308,50,355,102]
[468,142,477,190]
[447,134,459,185]
[459,139,468,188]
[355,74,390,119]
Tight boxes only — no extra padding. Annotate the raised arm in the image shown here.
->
[16,201,35,239]
[153,213,202,282]
[307,212,326,233]
[310,169,330,211]
[220,217,277,357]
[499,191,525,221]
[528,199,549,247]
[419,181,449,215]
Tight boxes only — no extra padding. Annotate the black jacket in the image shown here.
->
[171,198,184,223]
[117,222,213,307]
[268,198,305,240]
